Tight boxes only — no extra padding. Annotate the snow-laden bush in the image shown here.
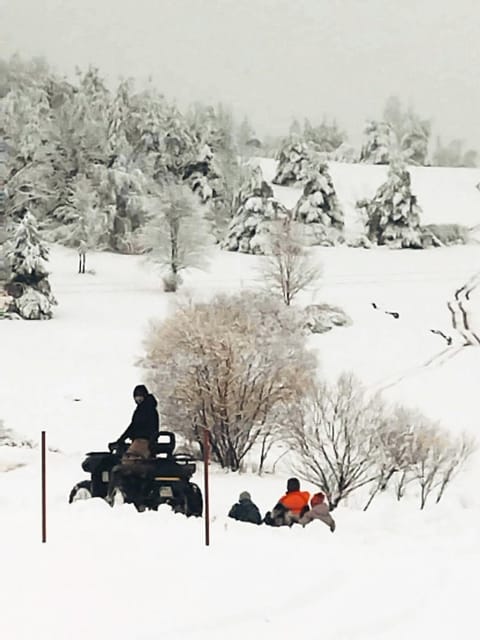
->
[0,420,34,449]
[303,303,351,333]
[139,291,318,471]
[423,224,469,246]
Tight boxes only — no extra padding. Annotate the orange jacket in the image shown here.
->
[279,490,310,515]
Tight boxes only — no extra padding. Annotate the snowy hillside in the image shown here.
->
[258,158,480,231]
[1,244,480,640]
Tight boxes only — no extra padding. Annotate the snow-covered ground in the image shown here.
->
[1,239,480,640]
[2,156,480,639]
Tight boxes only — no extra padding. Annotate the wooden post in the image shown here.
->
[203,427,210,547]
[41,430,46,543]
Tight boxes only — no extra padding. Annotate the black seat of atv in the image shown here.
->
[152,431,176,457]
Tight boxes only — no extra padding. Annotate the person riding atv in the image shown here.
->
[112,384,159,458]
[107,384,159,506]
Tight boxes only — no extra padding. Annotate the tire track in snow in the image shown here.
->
[449,271,480,346]
[371,271,480,394]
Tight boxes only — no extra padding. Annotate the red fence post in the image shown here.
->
[203,427,210,547]
[41,430,46,543]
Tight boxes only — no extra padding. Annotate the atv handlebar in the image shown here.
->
[108,441,126,454]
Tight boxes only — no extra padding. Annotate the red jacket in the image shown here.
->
[279,490,310,515]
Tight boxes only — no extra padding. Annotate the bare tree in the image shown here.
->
[140,182,214,291]
[261,219,322,306]
[139,291,317,471]
[363,406,415,510]
[405,422,475,509]
[288,374,385,510]
[289,376,475,510]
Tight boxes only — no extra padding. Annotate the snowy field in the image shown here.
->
[1,239,480,640]
[2,159,480,639]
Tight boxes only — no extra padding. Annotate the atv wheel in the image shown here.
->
[69,480,92,503]
[185,483,203,517]
[109,487,126,507]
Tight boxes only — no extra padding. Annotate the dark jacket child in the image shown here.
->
[228,491,262,525]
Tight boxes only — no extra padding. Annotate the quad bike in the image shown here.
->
[69,431,203,517]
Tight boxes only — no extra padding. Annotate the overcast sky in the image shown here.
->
[1,0,479,148]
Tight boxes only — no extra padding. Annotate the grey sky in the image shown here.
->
[1,0,479,149]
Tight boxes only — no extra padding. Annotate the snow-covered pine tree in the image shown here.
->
[6,210,56,318]
[293,163,344,245]
[383,97,430,166]
[222,162,289,254]
[359,121,395,164]
[237,116,256,157]
[302,118,346,153]
[153,107,198,183]
[107,79,133,157]
[357,160,425,248]
[432,137,477,168]
[273,137,324,186]
[140,182,214,291]
[360,99,430,166]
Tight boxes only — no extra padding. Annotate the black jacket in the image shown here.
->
[228,499,262,525]
[119,394,159,444]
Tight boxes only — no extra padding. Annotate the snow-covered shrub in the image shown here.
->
[5,210,56,319]
[139,291,318,471]
[303,303,351,333]
[222,163,289,254]
[162,270,182,292]
[0,420,34,449]
[423,224,469,246]
[357,161,425,248]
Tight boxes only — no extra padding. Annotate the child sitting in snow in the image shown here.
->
[228,491,262,525]
[264,477,310,527]
[299,492,336,532]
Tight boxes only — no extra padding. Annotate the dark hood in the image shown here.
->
[142,394,157,409]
